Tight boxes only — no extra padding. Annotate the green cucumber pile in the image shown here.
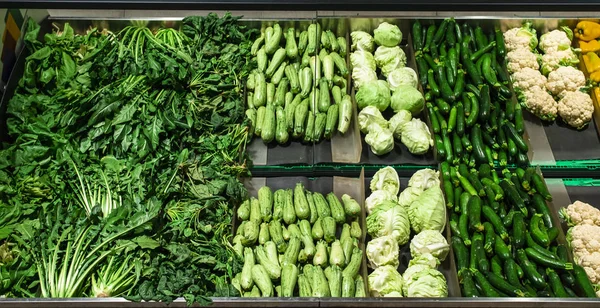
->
[443,163,596,297]
[413,19,529,167]
[232,183,366,297]
[246,22,353,145]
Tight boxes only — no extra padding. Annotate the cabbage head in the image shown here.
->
[366,200,411,245]
[370,166,400,196]
[400,118,432,155]
[351,31,375,52]
[410,230,450,262]
[356,80,391,111]
[352,66,378,89]
[408,169,440,191]
[366,235,400,269]
[408,253,440,268]
[351,50,376,71]
[397,187,423,207]
[408,186,446,233]
[358,106,388,134]
[373,22,403,47]
[365,190,396,214]
[388,110,412,139]
[403,267,448,297]
[387,67,418,90]
[368,265,404,297]
[390,85,425,115]
[365,124,394,156]
[374,46,407,76]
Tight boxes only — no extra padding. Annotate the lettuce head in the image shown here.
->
[370,166,401,196]
[374,46,407,76]
[397,186,423,208]
[387,67,418,90]
[373,22,403,47]
[352,66,378,89]
[358,106,388,134]
[368,265,404,297]
[403,266,448,297]
[408,186,446,233]
[365,124,395,156]
[410,230,450,262]
[366,235,400,269]
[356,80,391,111]
[400,118,432,155]
[388,110,412,139]
[390,85,425,115]
[351,31,375,52]
[351,50,376,71]
[365,190,396,214]
[408,169,440,191]
[366,200,411,245]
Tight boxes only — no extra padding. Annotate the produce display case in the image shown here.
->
[2,3,600,307]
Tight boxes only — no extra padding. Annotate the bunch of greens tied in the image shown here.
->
[0,13,256,305]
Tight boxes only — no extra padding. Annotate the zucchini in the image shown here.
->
[276,106,290,144]
[251,264,273,297]
[327,192,346,224]
[325,104,339,139]
[261,104,276,143]
[285,27,299,59]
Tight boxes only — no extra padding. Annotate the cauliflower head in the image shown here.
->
[567,224,600,284]
[518,86,558,121]
[507,49,540,73]
[511,67,547,92]
[541,48,580,75]
[546,66,586,98]
[539,29,572,53]
[558,91,594,129]
[560,200,600,227]
[504,27,537,52]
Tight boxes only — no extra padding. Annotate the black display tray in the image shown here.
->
[543,117,600,161]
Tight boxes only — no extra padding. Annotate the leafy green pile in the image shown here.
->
[0,13,256,304]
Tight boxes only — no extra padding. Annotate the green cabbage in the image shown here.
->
[358,106,388,134]
[400,118,432,155]
[356,80,391,112]
[365,124,395,156]
[408,253,440,268]
[370,166,400,196]
[373,22,403,47]
[390,85,424,115]
[365,190,396,214]
[387,67,418,90]
[352,66,378,89]
[366,235,400,269]
[351,50,376,71]
[402,267,448,297]
[351,31,375,52]
[397,187,423,208]
[374,46,407,76]
[388,110,412,139]
[368,265,404,297]
[408,169,440,191]
[408,186,446,233]
[366,200,411,245]
[409,230,450,262]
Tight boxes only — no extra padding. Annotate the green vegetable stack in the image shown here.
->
[445,163,592,297]
[232,183,366,297]
[350,22,432,156]
[364,167,449,297]
[246,22,353,145]
[413,19,529,167]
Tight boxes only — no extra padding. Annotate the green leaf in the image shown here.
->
[144,117,163,150]
[27,46,52,60]
[112,104,136,126]
[132,236,160,249]
[88,102,119,126]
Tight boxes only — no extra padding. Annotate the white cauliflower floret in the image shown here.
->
[511,68,547,92]
[518,86,557,121]
[540,48,580,75]
[546,66,586,98]
[539,29,572,53]
[560,200,600,227]
[579,253,600,284]
[506,49,540,73]
[558,91,594,129]
[504,27,533,51]
[567,224,600,284]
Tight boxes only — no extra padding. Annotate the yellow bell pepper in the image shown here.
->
[576,21,600,41]
[580,40,600,53]
[590,70,600,83]
[594,87,600,102]
[587,52,600,73]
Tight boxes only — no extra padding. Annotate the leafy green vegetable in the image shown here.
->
[0,13,256,305]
